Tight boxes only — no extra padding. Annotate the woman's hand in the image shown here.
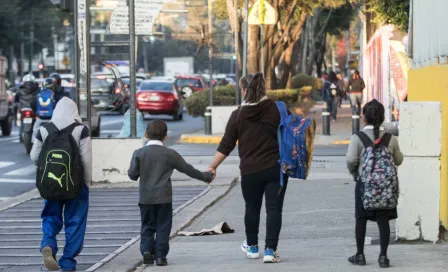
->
[208,166,217,181]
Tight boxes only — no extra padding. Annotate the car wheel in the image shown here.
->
[178,112,183,121]
[0,114,13,136]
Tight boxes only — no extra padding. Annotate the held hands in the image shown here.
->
[205,166,217,184]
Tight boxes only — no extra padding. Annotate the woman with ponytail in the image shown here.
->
[346,99,403,268]
[208,73,287,264]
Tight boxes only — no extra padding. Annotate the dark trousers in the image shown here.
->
[41,184,89,271]
[139,203,173,259]
[241,165,288,251]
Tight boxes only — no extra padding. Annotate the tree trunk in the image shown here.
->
[247,25,260,74]
[286,41,300,88]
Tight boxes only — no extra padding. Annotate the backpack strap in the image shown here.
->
[381,133,392,147]
[275,101,289,122]
[62,121,82,134]
[356,131,373,148]
[44,122,59,135]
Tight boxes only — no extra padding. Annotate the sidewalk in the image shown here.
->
[136,156,448,272]
[180,101,355,146]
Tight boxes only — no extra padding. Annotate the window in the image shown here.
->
[140,82,173,92]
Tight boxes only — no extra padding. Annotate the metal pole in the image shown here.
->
[20,42,25,78]
[208,0,213,107]
[234,0,240,105]
[242,0,249,77]
[260,25,264,76]
[86,0,92,136]
[143,39,149,73]
[29,11,34,73]
[352,115,360,135]
[322,109,330,135]
[74,0,80,111]
[205,106,212,135]
[129,0,137,137]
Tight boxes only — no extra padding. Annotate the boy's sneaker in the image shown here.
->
[143,252,155,265]
[41,246,59,271]
[263,248,280,263]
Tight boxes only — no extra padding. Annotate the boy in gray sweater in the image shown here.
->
[128,120,213,266]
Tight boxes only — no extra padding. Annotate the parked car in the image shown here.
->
[136,80,183,120]
[174,75,207,98]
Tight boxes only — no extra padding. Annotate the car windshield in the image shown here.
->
[176,78,201,88]
[140,82,173,92]
[91,79,111,89]
[122,78,144,87]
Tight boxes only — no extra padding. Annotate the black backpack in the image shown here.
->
[36,122,84,200]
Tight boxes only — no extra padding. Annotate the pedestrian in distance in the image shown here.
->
[336,73,347,108]
[30,97,91,272]
[324,71,342,122]
[347,70,366,116]
[128,120,214,266]
[209,72,288,264]
[346,99,403,268]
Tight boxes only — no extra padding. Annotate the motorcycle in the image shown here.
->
[20,108,35,154]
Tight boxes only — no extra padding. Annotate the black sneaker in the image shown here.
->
[156,258,168,266]
[143,252,155,265]
[378,255,390,268]
[348,253,366,266]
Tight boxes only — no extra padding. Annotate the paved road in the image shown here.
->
[0,113,204,201]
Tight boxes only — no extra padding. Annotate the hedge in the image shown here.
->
[185,85,316,117]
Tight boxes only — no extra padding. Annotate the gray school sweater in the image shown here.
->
[128,140,213,204]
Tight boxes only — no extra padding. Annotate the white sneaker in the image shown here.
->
[241,239,259,259]
[263,248,280,263]
[240,240,248,253]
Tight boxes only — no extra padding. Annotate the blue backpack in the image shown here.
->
[276,101,313,188]
[36,89,55,118]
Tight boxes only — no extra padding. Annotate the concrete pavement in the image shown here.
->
[135,156,448,272]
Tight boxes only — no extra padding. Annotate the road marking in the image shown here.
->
[0,136,19,142]
[0,197,9,201]
[101,119,126,126]
[0,178,35,183]
[0,162,14,169]
[4,165,36,176]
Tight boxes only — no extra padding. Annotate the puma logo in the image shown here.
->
[48,172,65,188]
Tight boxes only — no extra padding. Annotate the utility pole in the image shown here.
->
[143,38,149,73]
[208,0,213,107]
[129,0,137,137]
[234,0,240,105]
[242,0,249,77]
[29,10,35,74]
[20,42,25,78]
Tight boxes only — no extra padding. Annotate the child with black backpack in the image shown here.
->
[30,97,91,272]
[128,120,214,266]
[346,99,403,268]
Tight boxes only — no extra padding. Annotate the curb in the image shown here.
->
[0,189,40,212]
[179,134,223,144]
[330,140,350,145]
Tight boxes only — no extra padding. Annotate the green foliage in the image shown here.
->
[323,2,357,36]
[367,0,410,32]
[185,85,317,117]
[0,0,69,60]
[290,73,323,91]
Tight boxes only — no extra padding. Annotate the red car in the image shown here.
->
[136,80,183,120]
[174,75,208,98]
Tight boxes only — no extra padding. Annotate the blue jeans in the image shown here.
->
[40,184,89,271]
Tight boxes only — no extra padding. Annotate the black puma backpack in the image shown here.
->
[36,122,84,200]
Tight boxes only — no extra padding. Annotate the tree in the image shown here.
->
[366,0,410,32]
[215,0,354,89]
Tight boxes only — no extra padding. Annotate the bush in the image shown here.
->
[290,73,323,92]
[185,86,316,117]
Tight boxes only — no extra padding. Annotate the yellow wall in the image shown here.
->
[408,65,448,228]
